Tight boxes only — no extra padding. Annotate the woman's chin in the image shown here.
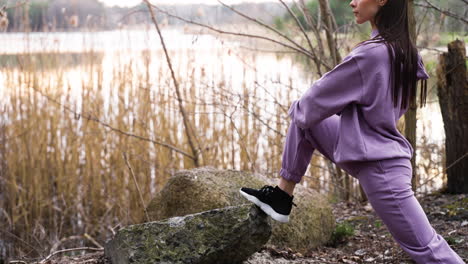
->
[355,18,366,24]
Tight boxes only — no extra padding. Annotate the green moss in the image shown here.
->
[445,236,457,245]
[145,167,336,254]
[442,197,468,217]
[424,59,436,74]
[326,221,355,247]
[106,204,272,263]
[374,219,382,228]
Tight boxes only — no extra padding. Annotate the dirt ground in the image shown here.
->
[245,190,467,263]
[15,190,467,264]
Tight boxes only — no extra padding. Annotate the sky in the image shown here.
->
[98,0,281,8]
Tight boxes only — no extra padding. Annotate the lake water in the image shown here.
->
[0,28,447,194]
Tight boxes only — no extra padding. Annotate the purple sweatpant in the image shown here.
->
[279,115,465,264]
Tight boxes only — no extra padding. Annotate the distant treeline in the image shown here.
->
[3,0,290,32]
[3,0,466,32]
[6,0,111,31]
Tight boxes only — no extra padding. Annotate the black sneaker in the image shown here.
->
[239,185,297,223]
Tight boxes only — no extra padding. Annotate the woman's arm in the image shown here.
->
[288,54,365,130]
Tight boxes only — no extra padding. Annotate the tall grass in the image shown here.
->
[0,26,445,260]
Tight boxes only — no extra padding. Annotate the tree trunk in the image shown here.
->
[335,165,344,200]
[344,171,350,201]
[407,0,419,191]
[317,0,342,65]
[436,39,468,194]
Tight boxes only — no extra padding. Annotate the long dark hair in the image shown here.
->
[353,0,428,110]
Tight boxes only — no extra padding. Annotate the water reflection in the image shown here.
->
[0,29,241,54]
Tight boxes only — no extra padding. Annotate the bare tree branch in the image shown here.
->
[216,0,315,59]
[417,45,468,59]
[416,152,468,192]
[298,0,326,75]
[145,2,333,71]
[415,0,468,25]
[415,4,430,38]
[144,0,202,166]
[4,0,28,10]
[277,0,318,69]
[238,44,296,53]
[318,0,342,65]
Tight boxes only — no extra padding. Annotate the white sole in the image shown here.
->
[239,189,290,223]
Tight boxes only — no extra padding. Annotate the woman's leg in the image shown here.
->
[355,158,465,264]
[277,117,464,263]
[278,178,297,196]
[277,119,314,195]
[278,115,355,195]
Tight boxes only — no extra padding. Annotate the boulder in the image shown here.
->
[105,203,271,264]
[145,166,335,253]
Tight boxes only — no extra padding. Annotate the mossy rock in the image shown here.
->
[145,166,335,254]
[106,204,271,264]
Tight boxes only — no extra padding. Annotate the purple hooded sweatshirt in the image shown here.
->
[287,28,430,164]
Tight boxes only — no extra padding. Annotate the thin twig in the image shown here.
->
[0,229,43,256]
[122,151,150,222]
[144,2,332,69]
[415,0,468,25]
[4,0,28,10]
[277,0,317,66]
[84,233,104,249]
[39,247,103,263]
[416,151,468,191]
[49,235,83,254]
[117,8,147,24]
[144,0,202,166]
[216,0,330,69]
[298,0,327,76]
[238,44,296,53]
[29,86,195,160]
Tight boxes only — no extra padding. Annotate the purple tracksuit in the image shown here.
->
[280,28,465,263]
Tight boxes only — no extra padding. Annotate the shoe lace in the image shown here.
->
[259,185,297,207]
[259,185,275,195]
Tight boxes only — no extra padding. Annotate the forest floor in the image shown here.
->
[18,190,467,264]
[245,190,467,263]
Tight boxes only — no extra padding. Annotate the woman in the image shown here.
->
[239,0,465,263]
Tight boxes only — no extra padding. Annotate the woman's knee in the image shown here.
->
[303,116,340,162]
[360,170,414,204]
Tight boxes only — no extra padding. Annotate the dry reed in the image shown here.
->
[0,24,443,261]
